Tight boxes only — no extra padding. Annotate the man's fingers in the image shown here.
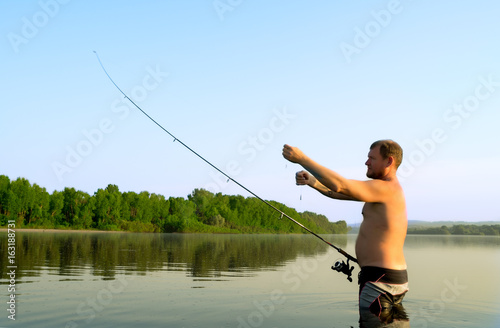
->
[282,144,291,159]
[283,144,299,163]
[295,171,304,177]
[295,171,308,185]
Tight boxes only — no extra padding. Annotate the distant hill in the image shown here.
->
[348,220,500,235]
[349,220,499,228]
[407,220,500,227]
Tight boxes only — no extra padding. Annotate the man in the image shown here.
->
[282,140,409,321]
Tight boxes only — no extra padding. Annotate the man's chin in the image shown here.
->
[367,171,381,179]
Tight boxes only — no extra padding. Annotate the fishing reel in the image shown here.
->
[331,258,355,282]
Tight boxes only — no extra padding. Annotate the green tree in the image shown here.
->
[105,184,123,228]
[330,220,348,234]
[165,197,196,232]
[29,184,50,226]
[73,190,95,229]
[61,187,78,227]
[0,175,11,225]
[123,191,152,224]
[136,191,152,224]
[93,188,110,229]
[49,190,65,227]
[188,188,215,223]
[451,225,467,235]
[150,193,169,232]
[9,177,34,225]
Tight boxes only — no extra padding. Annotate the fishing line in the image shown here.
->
[93,51,358,265]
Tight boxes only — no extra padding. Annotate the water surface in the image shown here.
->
[0,231,499,327]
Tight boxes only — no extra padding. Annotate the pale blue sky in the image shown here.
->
[1,0,499,223]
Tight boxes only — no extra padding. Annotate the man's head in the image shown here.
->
[365,140,403,179]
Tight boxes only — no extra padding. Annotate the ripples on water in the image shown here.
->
[0,231,498,327]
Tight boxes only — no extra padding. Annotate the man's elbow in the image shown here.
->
[329,183,343,194]
[331,182,353,198]
[319,175,345,194]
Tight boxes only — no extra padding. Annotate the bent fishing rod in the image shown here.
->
[93,51,358,267]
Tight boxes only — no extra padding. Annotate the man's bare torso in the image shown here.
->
[355,186,408,270]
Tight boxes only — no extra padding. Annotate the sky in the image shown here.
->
[1,0,499,224]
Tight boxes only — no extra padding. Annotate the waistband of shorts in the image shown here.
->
[358,266,408,285]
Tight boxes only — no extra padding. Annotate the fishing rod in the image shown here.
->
[93,51,358,276]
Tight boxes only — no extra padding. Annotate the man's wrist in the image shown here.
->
[299,155,311,167]
[308,178,320,189]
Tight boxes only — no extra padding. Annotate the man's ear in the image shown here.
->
[386,156,394,167]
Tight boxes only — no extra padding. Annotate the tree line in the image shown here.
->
[0,175,349,234]
[407,225,500,236]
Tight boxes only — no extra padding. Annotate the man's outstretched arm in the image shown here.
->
[296,170,358,201]
[283,144,389,203]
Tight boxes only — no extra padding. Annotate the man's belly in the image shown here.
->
[355,237,407,270]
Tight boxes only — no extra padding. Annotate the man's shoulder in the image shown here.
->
[367,178,405,202]
[365,177,402,190]
[373,176,403,188]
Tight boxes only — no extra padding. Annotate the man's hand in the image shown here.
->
[282,144,306,164]
[296,170,315,186]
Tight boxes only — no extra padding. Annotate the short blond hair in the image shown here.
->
[370,140,403,169]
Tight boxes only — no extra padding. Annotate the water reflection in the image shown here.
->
[0,232,498,327]
[0,231,348,283]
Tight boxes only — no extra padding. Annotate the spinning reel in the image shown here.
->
[331,258,355,282]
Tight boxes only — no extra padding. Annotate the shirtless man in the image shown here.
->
[282,140,409,318]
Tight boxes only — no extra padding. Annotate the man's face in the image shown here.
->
[365,146,389,179]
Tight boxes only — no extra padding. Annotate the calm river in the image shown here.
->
[0,231,499,327]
